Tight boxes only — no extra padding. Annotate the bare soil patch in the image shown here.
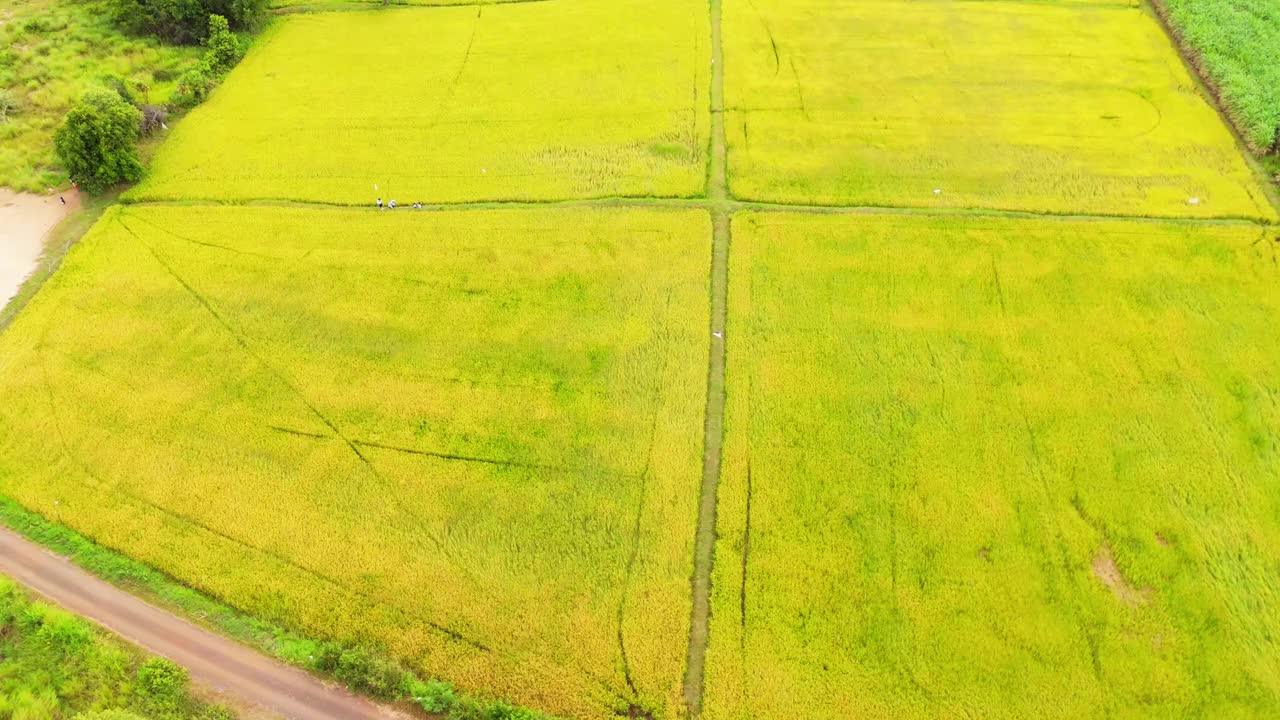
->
[0,188,80,309]
[1092,546,1152,607]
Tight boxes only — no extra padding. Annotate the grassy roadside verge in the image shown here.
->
[0,497,553,720]
[0,574,231,719]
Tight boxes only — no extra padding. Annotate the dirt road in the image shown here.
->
[0,527,405,720]
[0,188,80,309]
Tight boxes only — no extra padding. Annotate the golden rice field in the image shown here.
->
[4,0,1280,716]
[127,0,710,204]
[0,205,711,718]
[722,0,1277,221]
[707,212,1280,719]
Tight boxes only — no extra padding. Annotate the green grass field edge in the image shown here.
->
[0,494,556,719]
[1144,0,1280,208]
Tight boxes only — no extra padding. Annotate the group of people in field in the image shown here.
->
[375,198,424,210]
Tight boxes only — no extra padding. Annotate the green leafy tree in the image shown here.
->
[108,0,266,44]
[202,15,239,73]
[54,88,143,193]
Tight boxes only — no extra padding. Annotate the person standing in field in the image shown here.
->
[376,198,383,208]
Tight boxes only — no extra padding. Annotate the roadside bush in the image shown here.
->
[54,88,143,193]
[135,657,188,710]
[108,0,267,44]
[34,607,94,656]
[314,642,407,700]
[410,678,459,713]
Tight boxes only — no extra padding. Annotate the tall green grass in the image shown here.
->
[0,574,233,719]
[1157,0,1280,153]
[0,0,200,191]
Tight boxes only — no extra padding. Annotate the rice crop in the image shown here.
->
[0,204,711,719]
[1155,0,1280,153]
[706,212,1280,719]
[128,0,710,204]
[722,0,1277,220]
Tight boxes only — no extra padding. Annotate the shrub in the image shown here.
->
[171,62,217,109]
[314,642,407,700]
[98,73,139,106]
[0,88,18,122]
[203,15,239,73]
[54,88,143,193]
[34,608,94,656]
[411,679,458,713]
[135,657,188,708]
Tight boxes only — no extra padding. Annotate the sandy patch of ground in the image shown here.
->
[1092,546,1152,607]
[0,188,81,310]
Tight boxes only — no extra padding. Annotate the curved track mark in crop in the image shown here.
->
[118,215,501,604]
[615,291,674,713]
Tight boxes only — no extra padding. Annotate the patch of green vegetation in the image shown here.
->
[1156,0,1280,153]
[0,0,203,192]
[0,574,233,719]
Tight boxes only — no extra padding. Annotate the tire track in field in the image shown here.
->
[987,249,1113,715]
[35,306,496,657]
[34,328,642,707]
[113,214,645,706]
[614,289,672,715]
[115,215,506,609]
[683,0,729,714]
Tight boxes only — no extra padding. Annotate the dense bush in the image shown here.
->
[170,17,240,108]
[137,657,189,710]
[314,642,407,700]
[1158,0,1280,153]
[172,61,219,108]
[203,15,241,73]
[0,88,18,122]
[54,88,144,193]
[108,0,268,44]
